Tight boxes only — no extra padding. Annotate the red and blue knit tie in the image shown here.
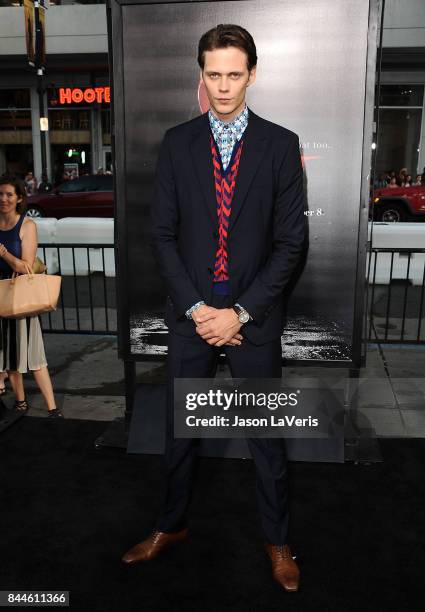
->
[211,135,243,282]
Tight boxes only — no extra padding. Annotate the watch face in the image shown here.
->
[239,311,250,324]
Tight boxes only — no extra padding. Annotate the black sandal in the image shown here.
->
[14,399,29,413]
[48,408,63,418]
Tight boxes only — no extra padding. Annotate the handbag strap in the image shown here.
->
[11,262,34,284]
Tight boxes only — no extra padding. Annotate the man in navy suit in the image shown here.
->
[122,24,305,592]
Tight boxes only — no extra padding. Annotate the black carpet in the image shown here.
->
[1,417,424,612]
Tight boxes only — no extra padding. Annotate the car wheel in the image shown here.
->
[375,203,406,223]
[26,206,44,218]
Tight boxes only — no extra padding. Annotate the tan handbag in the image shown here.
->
[0,263,61,319]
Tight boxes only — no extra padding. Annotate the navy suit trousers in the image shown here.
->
[157,294,289,545]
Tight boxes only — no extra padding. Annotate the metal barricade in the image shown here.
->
[38,243,116,335]
[367,247,425,344]
[38,244,425,343]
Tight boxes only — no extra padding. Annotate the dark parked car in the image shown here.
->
[26,175,114,218]
[372,184,425,222]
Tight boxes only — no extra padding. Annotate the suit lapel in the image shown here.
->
[189,109,269,230]
[190,114,218,227]
[229,110,268,231]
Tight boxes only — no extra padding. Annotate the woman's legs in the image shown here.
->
[0,371,8,393]
[7,366,58,413]
[32,366,57,411]
[7,370,25,401]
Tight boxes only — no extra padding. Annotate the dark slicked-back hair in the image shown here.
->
[198,24,257,72]
[0,175,27,214]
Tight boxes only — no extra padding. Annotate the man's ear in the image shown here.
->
[247,66,257,87]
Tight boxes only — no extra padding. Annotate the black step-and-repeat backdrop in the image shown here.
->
[109,0,380,366]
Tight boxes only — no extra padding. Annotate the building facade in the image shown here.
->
[0,0,424,183]
[377,0,425,178]
[0,3,109,183]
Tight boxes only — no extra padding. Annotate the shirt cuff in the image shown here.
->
[185,301,206,320]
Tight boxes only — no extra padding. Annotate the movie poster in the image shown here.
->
[110,0,376,364]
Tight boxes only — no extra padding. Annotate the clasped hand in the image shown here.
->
[193,305,243,347]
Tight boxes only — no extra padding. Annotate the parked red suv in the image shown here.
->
[26,175,114,218]
[372,184,425,222]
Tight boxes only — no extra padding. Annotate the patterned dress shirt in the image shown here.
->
[208,104,249,170]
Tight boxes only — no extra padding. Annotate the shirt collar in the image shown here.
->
[208,104,249,138]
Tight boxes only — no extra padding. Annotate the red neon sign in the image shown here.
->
[58,87,110,105]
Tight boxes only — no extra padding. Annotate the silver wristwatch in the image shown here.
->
[233,304,250,325]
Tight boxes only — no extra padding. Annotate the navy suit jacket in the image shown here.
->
[150,108,306,345]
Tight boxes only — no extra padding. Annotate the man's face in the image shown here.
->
[200,46,256,122]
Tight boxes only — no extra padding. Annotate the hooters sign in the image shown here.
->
[58,87,110,105]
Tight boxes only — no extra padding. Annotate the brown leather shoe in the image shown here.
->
[121,529,188,565]
[265,543,300,592]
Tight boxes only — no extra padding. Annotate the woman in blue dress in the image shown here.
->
[0,175,62,417]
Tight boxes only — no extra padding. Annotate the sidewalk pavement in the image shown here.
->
[2,334,164,422]
[2,334,424,437]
